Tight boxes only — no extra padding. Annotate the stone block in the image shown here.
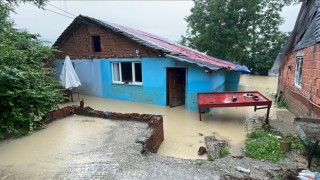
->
[205,136,228,159]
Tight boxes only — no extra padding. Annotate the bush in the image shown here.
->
[0,4,63,139]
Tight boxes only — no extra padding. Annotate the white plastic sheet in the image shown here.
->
[60,56,81,89]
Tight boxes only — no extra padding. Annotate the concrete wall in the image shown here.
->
[279,44,320,119]
[54,57,238,111]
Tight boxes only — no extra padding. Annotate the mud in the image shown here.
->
[0,115,118,179]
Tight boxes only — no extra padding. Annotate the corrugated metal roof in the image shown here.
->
[279,0,320,70]
[294,5,320,50]
[54,15,249,72]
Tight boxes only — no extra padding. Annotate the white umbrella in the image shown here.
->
[60,56,81,89]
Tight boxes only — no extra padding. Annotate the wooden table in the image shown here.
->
[197,91,272,125]
[59,89,80,102]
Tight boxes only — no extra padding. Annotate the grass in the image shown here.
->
[207,155,215,161]
[245,128,304,162]
[219,145,229,158]
[196,160,205,166]
[277,95,287,108]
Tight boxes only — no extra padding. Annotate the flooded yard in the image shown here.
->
[0,116,118,179]
[60,75,278,159]
[0,74,279,179]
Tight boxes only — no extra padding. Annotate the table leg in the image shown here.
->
[308,140,319,168]
[70,93,73,102]
[265,105,271,126]
[199,108,202,121]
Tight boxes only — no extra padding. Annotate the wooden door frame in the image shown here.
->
[166,67,187,107]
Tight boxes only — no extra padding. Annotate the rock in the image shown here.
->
[232,155,244,159]
[205,136,227,159]
[198,146,207,155]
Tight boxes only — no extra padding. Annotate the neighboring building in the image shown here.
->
[278,0,320,118]
[53,15,249,111]
[268,53,282,77]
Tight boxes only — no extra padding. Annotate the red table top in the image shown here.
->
[197,91,272,108]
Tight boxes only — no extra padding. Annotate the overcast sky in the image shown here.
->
[10,1,301,44]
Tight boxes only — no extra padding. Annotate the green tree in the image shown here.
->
[182,0,297,74]
[0,0,63,139]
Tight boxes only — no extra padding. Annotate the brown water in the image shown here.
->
[0,116,118,179]
[61,74,277,159]
[0,75,279,177]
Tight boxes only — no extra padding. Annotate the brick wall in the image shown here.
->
[279,44,320,119]
[55,23,158,59]
[42,105,164,153]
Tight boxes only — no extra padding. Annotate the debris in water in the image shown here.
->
[235,166,250,173]
[198,133,204,136]
[232,155,244,159]
[198,146,207,155]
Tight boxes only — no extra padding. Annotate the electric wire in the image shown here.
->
[26,2,76,20]
[47,2,77,18]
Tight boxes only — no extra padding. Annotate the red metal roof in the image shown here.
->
[54,15,241,71]
[108,22,237,70]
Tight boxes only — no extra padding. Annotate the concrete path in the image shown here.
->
[270,109,297,135]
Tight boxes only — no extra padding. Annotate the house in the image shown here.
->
[278,0,320,119]
[53,15,249,111]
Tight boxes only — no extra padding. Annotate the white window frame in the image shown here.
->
[111,62,142,85]
[112,62,122,84]
[294,56,303,88]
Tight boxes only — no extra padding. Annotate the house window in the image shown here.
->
[92,36,101,52]
[294,56,303,88]
[112,62,142,85]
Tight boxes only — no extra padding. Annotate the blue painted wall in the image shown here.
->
[53,59,103,97]
[210,70,226,92]
[101,58,171,105]
[54,57,239,111]
[225,71,240,91]
[184,64,211,110]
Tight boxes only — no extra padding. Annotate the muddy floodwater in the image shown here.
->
[158,74,278,159]
[0,75,278,177]
[0,116,118,179]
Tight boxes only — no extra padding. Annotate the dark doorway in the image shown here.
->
[166,68,186,107]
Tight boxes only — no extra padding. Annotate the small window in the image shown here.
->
[112,62,142,85]
[92,36,101,52]
[294,56,303,88]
